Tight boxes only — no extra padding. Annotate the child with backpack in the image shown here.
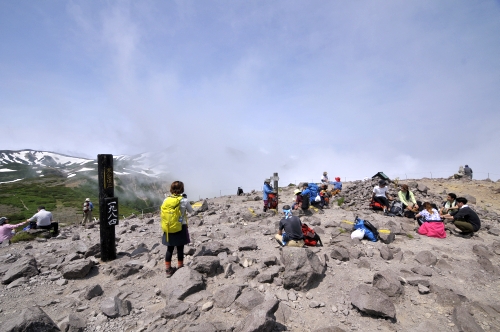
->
[161,181,194,278]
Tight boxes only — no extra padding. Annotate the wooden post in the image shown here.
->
[272,172,279,210]
[98,154,117,262]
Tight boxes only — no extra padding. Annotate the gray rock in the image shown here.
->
[190,256,221,276]
[453,304,483,332]
[163,267,205,300]
[160,300,192,319]
[197,200,209,213]
[472,244,492,258]
[130,246,149,257]
[241,268,259,280]
[463,194,476,205]
[275,302,293,325]
[65,253,82,262]
[112,266,140,280]
[84,284,103,300]
[60,313,86,332]
[234,298,279,332]
[350,284,396,319]
[378,232,395,244]
[373,270,403,298]
[357,258,371,269]
[262,256,277,266]
[418,284,430,294]
[124,260,144,269]
[348,247,362,260]
[1,256,39,284]
[406,278,430,287]
[414,251,437,266]
[0,306,59,331]
[213,284,242,308]
[281,247,326,291]
[488,228,500,236]
[411,266,433,276]
[100,295,132,318]
[61,259,93,279]
[239,238,258,251]
[312,328,347,332]
[235,289,265,311]
[195,241,231,256]
[379,246,393,260]
[83,243,100,258]
[73,241,88,254]
[6,277,28,289]
[330,247,349,261]
[430,285,467,306]
[71,234,80,241]
[478,257,497,273]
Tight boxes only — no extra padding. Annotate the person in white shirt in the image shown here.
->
[27,206,58,234]
[321,172,329,184]
[372,180,393,213]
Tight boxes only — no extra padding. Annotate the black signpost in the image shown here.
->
[98,154,117,261]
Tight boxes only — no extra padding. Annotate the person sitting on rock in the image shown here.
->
[439,193,458,216]
[372,180,393,213]
[275,205,304,247]
[27,206,58,235]
[415,202,441,224]
[291,189,303,210]
[319,184,331,208]
[442,197,481,238]
[321,172,329,185]
[464,165,473,179]
[0,217,29,244]
[330,177,342,196]
[262,179,275,212]
[398,184,419,213]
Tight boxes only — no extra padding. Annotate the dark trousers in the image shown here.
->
[165,245,184,263]
[33,222,58,234]
[373,196,390,208]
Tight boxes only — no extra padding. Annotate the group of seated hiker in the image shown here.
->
[369,181,481,239]
[292,182,338,210]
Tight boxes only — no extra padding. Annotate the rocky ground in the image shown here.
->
[0,177,499,332]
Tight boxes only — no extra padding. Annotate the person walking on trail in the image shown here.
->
[82,198,94,225]
[161,181,194,278]
[0,217,28,244]
[27,206,58,234]
[275,205,305,247]
[464,165,473,179]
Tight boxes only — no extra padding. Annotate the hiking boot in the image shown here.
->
[454,232,473,239]
[165,267,177,278]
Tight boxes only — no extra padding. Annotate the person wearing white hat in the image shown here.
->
[82,198,94,225]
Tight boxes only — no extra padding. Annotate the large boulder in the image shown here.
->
[234,298,280,332]
[163,267,205,300]
[281,247,326,290]
[1,256,39,284]
[453,304,483,332]
[61,259,94,279]
[0,306,59,331]
[59,313,86,332]
[100,295,132,318]
[350,284,396,319]
[213,284,242,308]
[190,256,221,276]
[330,247,349,261]
[195,241,231,256]
[414,251,437,266]
[238,238,258,251]
[373,270,404,298]
[235,289,265,311]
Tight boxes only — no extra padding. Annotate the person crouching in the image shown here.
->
[275,205,304,247]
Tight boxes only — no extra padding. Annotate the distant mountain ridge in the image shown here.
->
[0,149,168,183]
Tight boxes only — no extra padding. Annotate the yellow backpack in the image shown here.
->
[161,195,184,241]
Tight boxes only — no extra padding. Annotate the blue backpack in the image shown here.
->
[307,183,319,203]
[353,216,379,242]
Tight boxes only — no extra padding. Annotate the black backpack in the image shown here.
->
[387,201,404,217]
[301,194,310,210]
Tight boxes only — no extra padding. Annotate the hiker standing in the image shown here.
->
[161,181,194,278]
[82,198,94,225]
[262,179,274,212]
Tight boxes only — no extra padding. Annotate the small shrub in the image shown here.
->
[337,197,345,206]
[10,231,36,243]
[339,228,346,233]
[406,233,414,239]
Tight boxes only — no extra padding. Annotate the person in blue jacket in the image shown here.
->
[301,183,319,204]
[262,179,275,212]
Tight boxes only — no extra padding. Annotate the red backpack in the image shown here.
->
[268,193,278,209]
[369,199,384,210]
[301,223,323,246]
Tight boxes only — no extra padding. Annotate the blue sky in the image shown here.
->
[1,1,500,195]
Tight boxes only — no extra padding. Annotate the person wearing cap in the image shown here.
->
[82,198,94,225]
[464,165,473,179]
[262,179,275,212]
[291,188,303,210]
[321,172,329,185]
[275,205,304,247]
[27,206,58,234]
[0,217,29,244]
[371,180,393,213]
[331,177,342,196]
